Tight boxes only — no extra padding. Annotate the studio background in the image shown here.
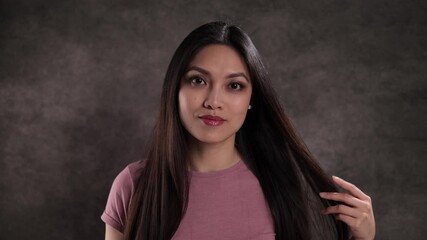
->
[1,0,426,239]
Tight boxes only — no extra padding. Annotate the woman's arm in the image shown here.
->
[319,176,375,240]
[105,224,124,240]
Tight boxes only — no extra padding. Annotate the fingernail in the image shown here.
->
[333,176,340,180]
[319,192,326,197]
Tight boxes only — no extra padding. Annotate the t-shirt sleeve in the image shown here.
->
[101,165,135,233]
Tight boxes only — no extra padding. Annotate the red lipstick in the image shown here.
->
[199,115,225,126]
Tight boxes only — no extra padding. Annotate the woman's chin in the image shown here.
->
[190,134,236,145]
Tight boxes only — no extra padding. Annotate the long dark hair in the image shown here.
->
[124,21,349,240]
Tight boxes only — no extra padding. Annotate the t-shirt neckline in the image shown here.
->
[189,160,245,178]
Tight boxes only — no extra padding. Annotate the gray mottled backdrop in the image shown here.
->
[1,0,426,239]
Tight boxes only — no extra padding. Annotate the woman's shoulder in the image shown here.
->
[101,159,147,233]
[118,159,147,190]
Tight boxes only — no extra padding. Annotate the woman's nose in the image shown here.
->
[203,87,223,110]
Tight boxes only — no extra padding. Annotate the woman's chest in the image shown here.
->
[172,174,276,240]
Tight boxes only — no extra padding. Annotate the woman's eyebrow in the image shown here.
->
[185,65,250,82]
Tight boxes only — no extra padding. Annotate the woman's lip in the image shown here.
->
[199,115,225,121]
[199,115,225,126]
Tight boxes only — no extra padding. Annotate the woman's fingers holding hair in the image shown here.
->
[321,204,360,217]
[319,191,367,209]
[319,176,375,240]
[331,176,371,202]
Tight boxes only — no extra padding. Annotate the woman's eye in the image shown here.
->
[229,82,243,90]
[190,77,206,85]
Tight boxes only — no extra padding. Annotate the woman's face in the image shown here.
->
[178,44,252,145]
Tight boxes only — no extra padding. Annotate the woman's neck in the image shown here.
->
[188,137,241,173]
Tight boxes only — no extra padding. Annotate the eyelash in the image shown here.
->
[189,76,206,86]
[228,82,244,90]
[187,76,245,90]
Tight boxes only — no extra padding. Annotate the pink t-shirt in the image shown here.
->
[101,160,276,239]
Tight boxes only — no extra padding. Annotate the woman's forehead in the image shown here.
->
[186,44,250,78]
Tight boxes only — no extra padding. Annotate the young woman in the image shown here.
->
[101,21,375,240]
